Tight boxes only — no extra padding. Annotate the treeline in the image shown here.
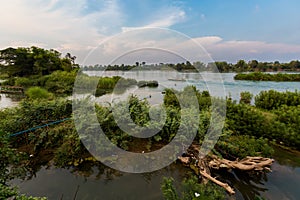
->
[234,72,300,81]
[83,60,300,72]
[1,47,299,74]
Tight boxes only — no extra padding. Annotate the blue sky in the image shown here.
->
[1,0,300,64]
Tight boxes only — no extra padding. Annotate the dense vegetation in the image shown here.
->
[234,72,300,81]
[1,87,299,199]
[0,47,78,77]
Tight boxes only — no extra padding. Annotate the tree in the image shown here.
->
[0,46,78,77]
[215,61,230,72]
[235,60,248,72]
[0,47,34,76]
[249,60,258,70]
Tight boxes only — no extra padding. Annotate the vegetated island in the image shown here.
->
[234,72,300,81]
[1,46,300,199]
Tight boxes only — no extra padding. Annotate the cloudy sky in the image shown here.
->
[1,0,300,65]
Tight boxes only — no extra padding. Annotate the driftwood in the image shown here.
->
[209,155,274,171]
[178,144,274,195]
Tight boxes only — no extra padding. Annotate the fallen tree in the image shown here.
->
[178,144,274,195]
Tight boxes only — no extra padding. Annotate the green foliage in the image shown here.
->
[0,99,72,136]
[163,86,211,110]
[235,72,300,81]
[53,127,86,167]
[226,101,268,137]
[161,177,179,200]
[0,130,45,199]
[0,46,78,77]
[0,136,23,183]
[217,135,274,158]
[271,105,300,148]
[239,91,253,104]
[15,77,34,88]
[137,80,159,87]
[26,87,53,100]
[128,95,150,126]
[161,176,225,200]
[44,70,76,95]
[0,183,46,200]
[226,91,300,150]
[255,90,300,110]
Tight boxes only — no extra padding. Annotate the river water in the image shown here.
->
[10,146,300,200]
[87,71,300,105]
[5,71,300,199]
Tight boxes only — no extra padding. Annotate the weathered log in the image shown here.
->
[209,155,274,171]
[178,145,274,195]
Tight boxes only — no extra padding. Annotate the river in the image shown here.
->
[1,72,299,108]
[10,146,300,200]
[4,71,300,199]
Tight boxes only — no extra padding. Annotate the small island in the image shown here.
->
[234,72,300,81]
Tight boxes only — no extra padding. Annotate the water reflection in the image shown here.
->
[214,169,269,200]
[10,146,300,200]
[12,160,189,200]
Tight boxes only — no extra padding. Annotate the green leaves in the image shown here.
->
[235,72,300,81]
[161,176,226,200]
[0,46,78,77]
[255,90,300,110]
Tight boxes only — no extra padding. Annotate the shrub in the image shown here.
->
[217,135,274,159]
[240,91,253,104]
[255,90,300,110]
[161,176,225,200]
[25,87,53,100]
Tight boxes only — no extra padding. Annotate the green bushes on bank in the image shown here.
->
[234,72,300,81]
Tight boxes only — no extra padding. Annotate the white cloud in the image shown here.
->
[122,6,186,32]
[198,38,300,62]
[146,10,186,27]
[0,0,122,63]
[1,1,299,65]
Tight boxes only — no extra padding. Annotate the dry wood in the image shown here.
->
[178,145,274,195]
[199,169,235,195]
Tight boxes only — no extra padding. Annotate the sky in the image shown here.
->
[1,0,300,65]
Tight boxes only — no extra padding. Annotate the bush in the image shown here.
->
[137,80,158,88]
[217,135,274,159]
[240,91,253,104]
[15,77,34,88]
[0,99,72,136]
[25,87,53,100]
[255,90,300,110]
[44,70,76,95]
